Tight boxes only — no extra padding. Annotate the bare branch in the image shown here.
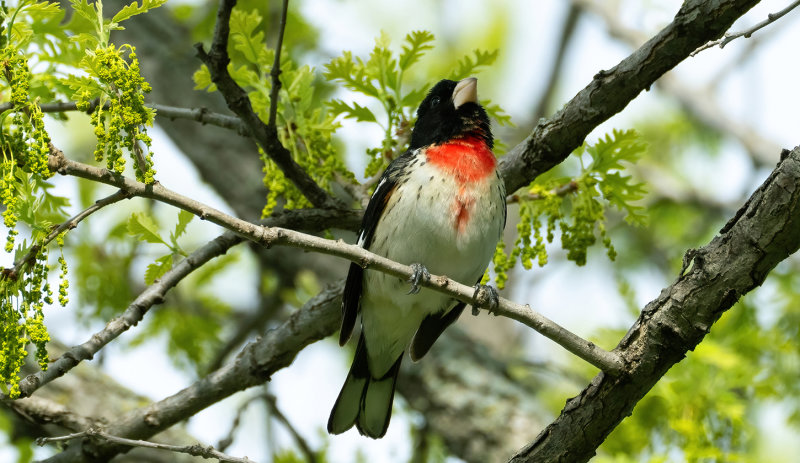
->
[45,145,624,375]
[40,283,342,463]
[263,393,317,463]
[532,4,581,121]
[692,0,800,55]
[9,231,243,400]
[37,429,254,463]
[0,100,250,136]
[8,396,97,432]
[150,103,248,135]
[9,198,353,400]
[268,0,290,128]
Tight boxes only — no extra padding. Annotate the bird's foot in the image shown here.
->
[407,263,431,295]
[472,284,500,316]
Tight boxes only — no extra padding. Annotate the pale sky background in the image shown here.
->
[3,0,800,461]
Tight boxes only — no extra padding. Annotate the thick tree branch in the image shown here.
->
[194,0,337,209]
[499,0,761,194]
[8,396,97,433]
[511,146,800,461]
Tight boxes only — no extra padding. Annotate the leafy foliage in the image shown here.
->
[490,129,647,289]
[194,7,349,216]
[324,30,511,180]
[66,0,159,184]
[127,209,193,284]
[0,0,162,397]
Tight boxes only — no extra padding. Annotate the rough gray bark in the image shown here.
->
[511,147,800,461]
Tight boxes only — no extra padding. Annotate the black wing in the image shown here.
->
[339,153,413,345]
[409,302,465,361]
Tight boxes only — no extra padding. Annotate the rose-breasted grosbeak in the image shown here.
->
[327,77,506,438]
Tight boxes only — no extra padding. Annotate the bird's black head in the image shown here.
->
[409,77,493,150]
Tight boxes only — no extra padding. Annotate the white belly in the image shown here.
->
[360,162,505,375]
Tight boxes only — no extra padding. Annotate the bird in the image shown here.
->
[327,77,506,438]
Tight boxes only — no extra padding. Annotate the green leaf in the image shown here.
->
[229,8,270,67]
[174,209,193,240]
[192,65,216,92]
[127,212,166,245]
[144,254,172,285]
[69,0,99,26]
[587,129,646,173]
[328,99,377,123]
[398,30,435,71]
[111,0,168,24]
[448,49,498,80]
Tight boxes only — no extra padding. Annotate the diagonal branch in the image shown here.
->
[45,145,623,374]
[3,187,130,281]
[40,282,343,462]
[499,0,761,195]
[510,146,800,461]
[573,0,782,165]
[194,0,336,209]
[263,392,317,463]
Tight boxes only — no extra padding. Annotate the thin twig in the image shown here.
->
[2,187,130,281]
[0,101,250,135]
[131,136,150,181]
[44,145,624,375]
[217,394,259,452]
[263,392,317,463]
[506,180,579,204]
[268,0,290,128]
[36,429,254,463]
[691,0,800,55]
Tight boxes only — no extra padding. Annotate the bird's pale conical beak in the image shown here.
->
[452,77,478,109]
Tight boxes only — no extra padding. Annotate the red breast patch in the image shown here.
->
[425,136,496,184]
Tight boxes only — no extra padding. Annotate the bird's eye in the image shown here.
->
[430,96,440,107]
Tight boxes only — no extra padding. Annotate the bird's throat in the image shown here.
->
[425,135,496,183]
